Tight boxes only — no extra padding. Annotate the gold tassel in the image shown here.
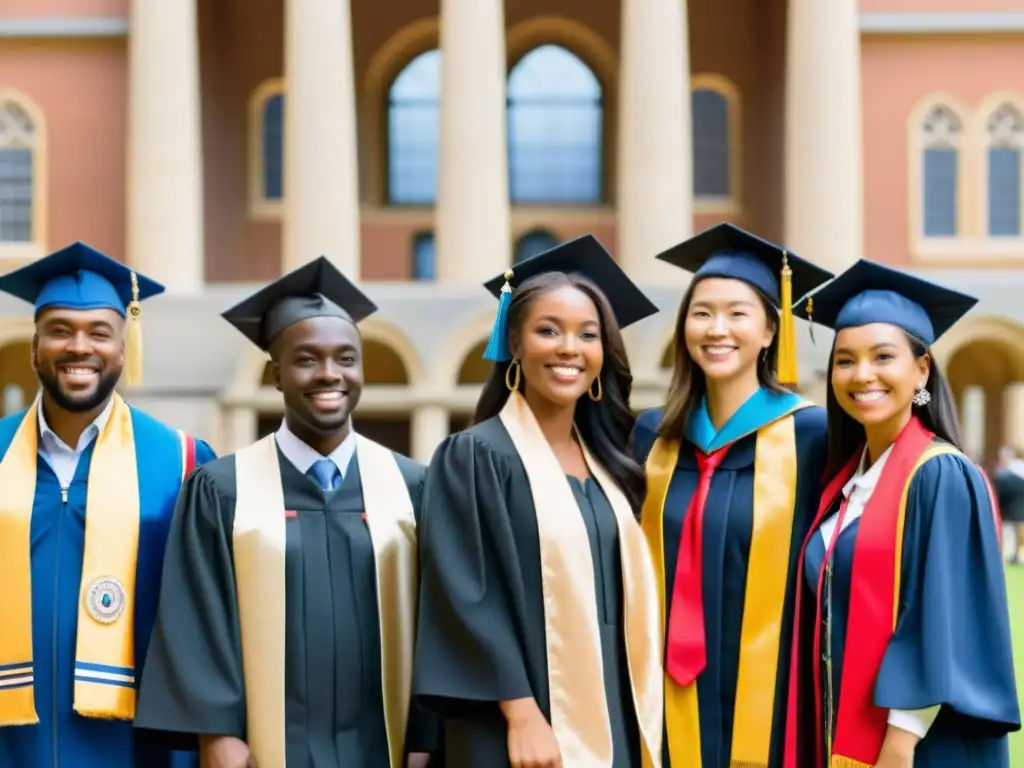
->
[776,251,798,386]
[730,761,768,768]
[123,271,143,387]
[830,756,872,768]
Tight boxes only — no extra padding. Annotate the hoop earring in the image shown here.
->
[912,387,931,407]
[505,359,522,392]
[589,375,603,402]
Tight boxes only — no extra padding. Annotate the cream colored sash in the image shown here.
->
[233,434,418,768]
[499,392,663,768]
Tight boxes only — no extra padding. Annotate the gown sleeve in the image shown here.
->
[630,408,663,464]
[413,431,534,717]
[873,453,1021,735]
[135,463,247,745]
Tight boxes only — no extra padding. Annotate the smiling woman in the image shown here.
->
[414,235,664,768]
[784,259,1020,768]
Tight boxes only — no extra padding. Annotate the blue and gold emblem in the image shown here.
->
[84,576,127,624]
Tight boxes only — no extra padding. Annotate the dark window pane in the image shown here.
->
[0,147,33,242]
[988,146,1021,237]
[515,230,559,263]
[923,147,957,237]
[692,89,730,197]
[262,93,284,200]
[508,45,603,204]
[412,231,436,280]
[389,50,440,204]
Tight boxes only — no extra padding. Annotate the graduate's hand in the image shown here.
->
[406,752,431,768]
[500,697,562,768]
[873,724,918,768]
[199,734,258,768]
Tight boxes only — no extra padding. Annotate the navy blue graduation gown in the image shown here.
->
[134,447,441,767]
[633,390,827,768]
[804,452,1020,766]
[0,406,216,768]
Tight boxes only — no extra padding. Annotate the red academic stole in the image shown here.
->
[783,416,937,768]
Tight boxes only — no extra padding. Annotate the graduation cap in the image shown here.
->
[221,256,378,352]
[480,234,659,362]
[794,258,978,346]
[654,222,835,385]
[0,241,165,386]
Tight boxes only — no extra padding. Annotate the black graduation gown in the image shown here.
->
[801,452,1020,766]
[134,447,440,767]
[413,418,641,767]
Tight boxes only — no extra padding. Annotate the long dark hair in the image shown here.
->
[823,330,965,484]
[658,277,785,438]
[472,271,645,515]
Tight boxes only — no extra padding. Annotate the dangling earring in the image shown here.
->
[912,386,931,407]
[505,359,522,392]
[589,375,603,403]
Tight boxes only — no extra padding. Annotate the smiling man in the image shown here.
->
[0,242,216,768]
[134,256,440,768]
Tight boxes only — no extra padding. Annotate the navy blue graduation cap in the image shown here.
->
[222,256,378,352]
[0,241,166,385]
[653,222,834,385]
[481,234,659,362]
[793,259,978,346]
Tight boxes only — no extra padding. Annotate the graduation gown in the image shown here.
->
[632,388,827,768]
[413,397,662,768]
[0,405,216,768]
[793,430,1020,767]
[134,442,440,768]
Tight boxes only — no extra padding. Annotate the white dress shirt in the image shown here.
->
[37,398,114,489]
[819,445,941,740]
[274,418,356,479]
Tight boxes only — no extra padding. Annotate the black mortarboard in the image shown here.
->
[0,241,165,385]
[221,256,378,351]
[794,259,978,346]
[480,234,658,361]
[654,222,834,306]
[653,223,834,385]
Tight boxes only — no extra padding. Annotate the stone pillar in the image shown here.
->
[435,0,511,284]
[616,0,692,284]
[283,0,360,275]
[411,404,449,463]
[784,0,863,273]
[126,0,203,291]
[961,385,987,462]
[1003,382,1024,451]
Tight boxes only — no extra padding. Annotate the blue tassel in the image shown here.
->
[483,270,515,362]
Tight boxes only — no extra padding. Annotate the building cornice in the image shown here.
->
[860,12,1024,35]
[0,16,128,39]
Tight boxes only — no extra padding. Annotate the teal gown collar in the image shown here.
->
[685,387,805,454]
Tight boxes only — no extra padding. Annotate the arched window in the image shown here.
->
[986,103,1024,237]
[0,98,39,243]
[692,87,731,198]
[411,231,435,280]
[249,81,285,209]
[507,45,603,204]
[920,104,962,238]
[514,228,559,263]
[388,49,440,205]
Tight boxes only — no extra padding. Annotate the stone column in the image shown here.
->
[126,0,203,292]
[1003,383,1024,451]
[784,0,863,272]
[435,0,511,284]
[411,404,449,463]
[961,385,987,461]
[283,0,360,275]
[616,0,692,284]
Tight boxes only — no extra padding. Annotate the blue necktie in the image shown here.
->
[307,458,342,491]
